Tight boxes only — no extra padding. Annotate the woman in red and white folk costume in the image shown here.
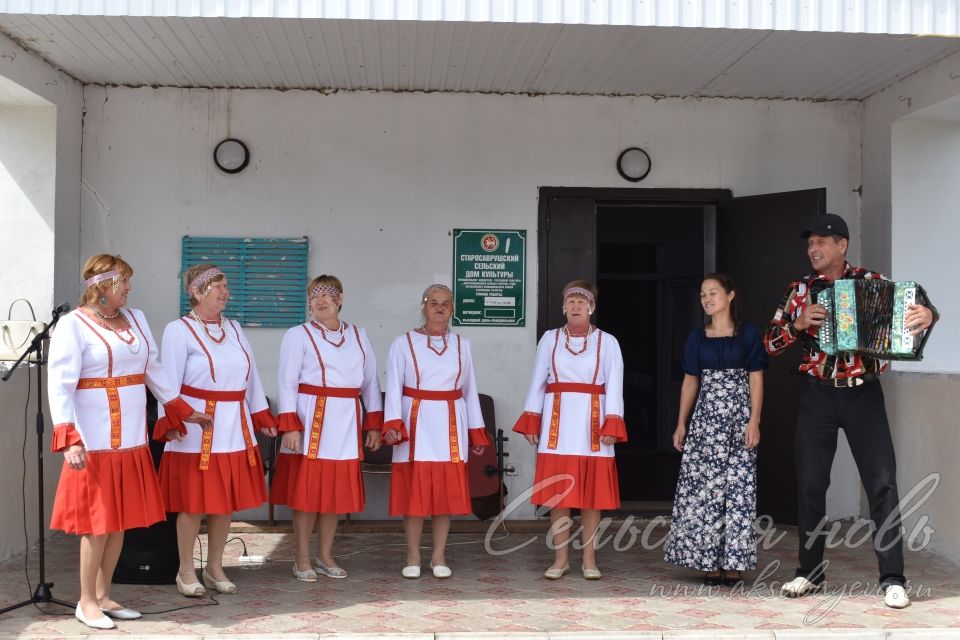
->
[49,254,212,630]
[270,275,383,582]
[513,280,627,580]
[155,263,278,598]
[382,284,491,579]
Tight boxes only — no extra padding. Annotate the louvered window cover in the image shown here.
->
[180,236,309,328]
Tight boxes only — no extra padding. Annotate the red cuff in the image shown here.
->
[468,427,492,447]
[251,408,279,431]
[383,418,409,443]
[278,412,304,433]
[512,411,542,436]
[153,397,193,441]
[52,423,82,452]
[599,415,628,443]
[363,410,384,432]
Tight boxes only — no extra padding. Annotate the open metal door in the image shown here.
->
[717,188,825,525]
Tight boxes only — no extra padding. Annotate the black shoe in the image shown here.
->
[703,571,722,586]
[721,570,743,586]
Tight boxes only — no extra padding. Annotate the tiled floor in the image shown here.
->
[0,520,958,639]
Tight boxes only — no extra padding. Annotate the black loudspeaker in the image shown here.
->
[112,391,179,585]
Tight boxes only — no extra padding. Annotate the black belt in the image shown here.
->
[806,372,881,388]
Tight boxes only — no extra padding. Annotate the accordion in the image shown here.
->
[814,279,934,361]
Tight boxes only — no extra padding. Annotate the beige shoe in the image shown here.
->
[543,564,570,580]
[175,573,207,597]
[581,566,602,580]
[292,561,318,582]
[312,557,347,579]
[780,576,823,597]
[202,569,237,594]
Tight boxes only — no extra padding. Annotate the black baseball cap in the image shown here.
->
[802,213,849,240]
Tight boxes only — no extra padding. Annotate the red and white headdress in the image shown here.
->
[563,286,596,306]
[188,267,224,295]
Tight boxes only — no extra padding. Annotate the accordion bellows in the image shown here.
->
[816,279,933,361]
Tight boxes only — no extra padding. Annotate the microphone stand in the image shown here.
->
[0,306,74,615]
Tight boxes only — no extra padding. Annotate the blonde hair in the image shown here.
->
[307,275,344,312]
[79,254,133,307]
[183,262,226,308]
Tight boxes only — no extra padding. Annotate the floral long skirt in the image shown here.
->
[664,368,758,572]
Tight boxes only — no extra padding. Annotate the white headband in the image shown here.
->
[84,270,120,289]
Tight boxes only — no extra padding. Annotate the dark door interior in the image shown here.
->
[717,188,825,525]
[539,187,824,523]
[596,205,706,503]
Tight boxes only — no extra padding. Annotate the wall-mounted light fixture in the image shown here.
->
[616,147,651,182]
[213,138,250,174]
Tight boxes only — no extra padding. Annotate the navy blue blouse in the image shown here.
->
[681,323,769,376]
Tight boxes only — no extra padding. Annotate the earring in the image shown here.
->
[99,295,108,306]
[111,278,121,294]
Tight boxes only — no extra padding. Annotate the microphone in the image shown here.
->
[51,303,71,323]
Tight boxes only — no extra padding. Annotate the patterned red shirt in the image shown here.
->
[764,263,889,380]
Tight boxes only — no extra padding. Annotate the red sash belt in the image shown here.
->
[545,382,606,452]
[77,374,146,450]
[402,386,463,463]
[297,384,363,460]
[180,385,256,471]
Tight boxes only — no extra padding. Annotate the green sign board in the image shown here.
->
[453,229,526,327]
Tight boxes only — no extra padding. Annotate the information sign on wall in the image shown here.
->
[452,229,525,327]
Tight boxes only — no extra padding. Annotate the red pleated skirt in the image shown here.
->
[50,445,166,536]
[389,461,472,517]
[531,453,620,510]
[159,449,267,515]
[270,452,365,514]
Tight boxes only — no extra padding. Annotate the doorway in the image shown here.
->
[537,187,823,524]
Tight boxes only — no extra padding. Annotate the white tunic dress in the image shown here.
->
[271,321,383,513]
[513,328,627,509]
[48,309,191,535]
[156,315,276,515]
[383,330,491,516]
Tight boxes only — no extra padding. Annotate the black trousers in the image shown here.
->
[794,378,905,586]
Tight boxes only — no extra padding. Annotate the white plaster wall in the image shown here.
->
[0,31,83,561]
[890,119,960,374]
[79,87,865,520]
[0,105,56,316]
[862,48,960,562]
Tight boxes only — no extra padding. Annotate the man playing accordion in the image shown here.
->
[763,213,937,609]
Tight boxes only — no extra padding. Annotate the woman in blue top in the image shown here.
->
[664,273,768,586]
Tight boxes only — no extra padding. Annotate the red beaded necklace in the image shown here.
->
[563,324,593,356]
[312,320,346,348]
[89,306,140,353]
[190,311,227,345]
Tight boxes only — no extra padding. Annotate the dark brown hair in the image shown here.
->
[702,272,742,334]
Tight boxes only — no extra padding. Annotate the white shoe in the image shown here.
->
[401,565,421,579]
[780,576,823,598]
[430,563,452,579]
[884,584,911,609]
[101,606,141,620]
[75,603,115,630]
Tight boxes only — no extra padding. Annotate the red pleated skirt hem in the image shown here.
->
[159,449,267,514]
[531,452,620,510]
[50,446,166,536]
[389,461,471,517]
[270,453,365,514]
